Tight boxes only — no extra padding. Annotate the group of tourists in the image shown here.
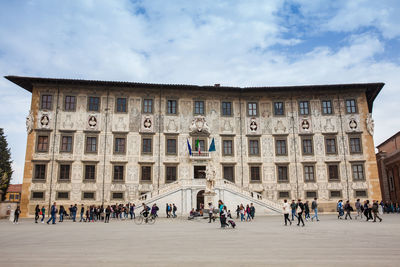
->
[282,198,319,227]
[236,203,255,221]
[336,199,383,222]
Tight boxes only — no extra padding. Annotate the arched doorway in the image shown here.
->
[196,190,205,210]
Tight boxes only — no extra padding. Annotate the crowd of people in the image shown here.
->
[282,198,319,227]
[336,199,383,222]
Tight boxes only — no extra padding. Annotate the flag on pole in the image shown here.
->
[187,139,192,156]
[209,138,216,152]
[195,138,201,154]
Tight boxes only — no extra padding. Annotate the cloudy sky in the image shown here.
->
[0,0,399,184]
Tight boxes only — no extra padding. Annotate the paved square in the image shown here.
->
[1,214,399,266]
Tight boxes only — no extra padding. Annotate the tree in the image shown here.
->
[0,128,13,201]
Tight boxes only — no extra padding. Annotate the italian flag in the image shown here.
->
[196,139,201,154]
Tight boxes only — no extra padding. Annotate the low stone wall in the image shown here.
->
[0,202,18,219]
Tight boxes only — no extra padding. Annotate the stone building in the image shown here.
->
[5,76,383,216]
[4,184,22,203]
[376,131,400,203]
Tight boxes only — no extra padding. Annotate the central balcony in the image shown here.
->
[190,151,211,160]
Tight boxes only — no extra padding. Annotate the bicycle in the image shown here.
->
[134,213,156,225]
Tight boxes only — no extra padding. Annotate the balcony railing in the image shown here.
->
[190,151,211,159]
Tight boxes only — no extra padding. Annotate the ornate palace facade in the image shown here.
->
[6,76,383,216]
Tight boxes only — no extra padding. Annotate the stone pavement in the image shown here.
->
[0,214,399,266]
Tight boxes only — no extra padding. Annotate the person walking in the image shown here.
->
[282,199,292,226]
[290,200,297,221]
[172,204,177,218]
[218,200,228,228]
[71,204,77,222]
[304,201,310,221]
[246,204,252,221]
[13,206,21,224]
[240,204,245,222]
[40,206,46,223]
[364,200,373,221]
[130,203,135,219]
[372,200,383,222]
[236,205,240,219]
[105,205,111,223]
[354,199,362,219]
[208,203,214,223]
[344,200,353,220]
[311,198,319,222]
[47,202,57,225]
[59,205,65,222]
[166,203,170,218]
[250,203,255,219]
[221,206,229,228]
[296,199,305,227]
[34,204,40,223]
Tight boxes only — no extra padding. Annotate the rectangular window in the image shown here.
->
[84,165,96,181]
[275,139,287,156]
[330,190,342,198]
[85,136,97,153]
[248,102,257,116]
[328,164,340,181]
[167,100,177,114]
[41,95,52,110]
[60,135,73,152]
[304,165,315,182]
[346,99,357,113]
[141,166,152,182]
[223,140,233,156]
[352,164,365,181]
[223,166,234,182]
[249,139,259,156]
[165,166,177,183]
[113,166,124,181]
[250,166,261,182]
[194,101,204,115]
[59,164,71,181]
[143,99,153,113]
[222,102,232,116]
[88,96,100,111]
[82,192,95,200]
[279,191,290,198]
[355,190,367,198]
[32,191,44,200]
[116,98,127,113]
[194,166,206,179]
[322,100,332,114]
[142,138,152,154]
[64,96,76,111]
[325,137,337,154]
[112,192,124,200]
[37,135,49,152]
[302,137,313,155]
[299,101,309,115]
[166,138,177,155]
[34,164,46,180]
[349,137,362,154]
[57,191,70,200]
[277,166,288,182]
[114,137,126,154]
[306,191,317,198]
[274,102,284,116]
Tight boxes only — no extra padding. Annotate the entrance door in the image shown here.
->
[196,190,205,210]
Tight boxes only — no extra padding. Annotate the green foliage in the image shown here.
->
[0,128,13,201]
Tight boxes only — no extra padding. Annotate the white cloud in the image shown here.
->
[0,0,399,183]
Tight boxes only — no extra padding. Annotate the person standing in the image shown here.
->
[304,201,310,221]
[311,198,319,222]
[246,204,252,221]
[236,205,240,219]
[80,204,85,222]
[250,203,255,219]
[34,204,40,223]
[354,199,362,219]
[47,202,57,225]
[59,205,65,222]
[372,200,383,222]
[296,199,305,227]
[218,200,226,228]
[290,200,297,221]
[130,203,135,219]
[105,206,111,223]
[13,206,21,224]
[282,199,291,226]
[41,206,46,223]
[344,200,353,220]
[240,204,245,222]
[208,203,214,223]
[337,200,344,219]
[221,206,229,228]
[72,204,77,222]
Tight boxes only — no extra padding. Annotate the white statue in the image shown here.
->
[366,113,374,136]
[26,110,33,134]
[205,165,216,193]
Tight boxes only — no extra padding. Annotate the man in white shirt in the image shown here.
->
[208,203,215,223]
[283,199,292,226]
